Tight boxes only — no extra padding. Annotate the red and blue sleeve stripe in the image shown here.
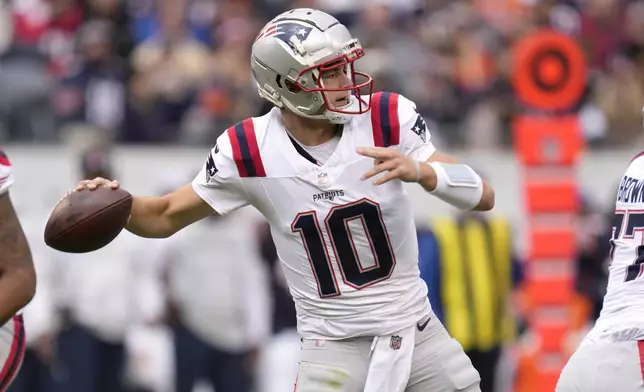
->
[370,92,400,148]
[227,118,266,178]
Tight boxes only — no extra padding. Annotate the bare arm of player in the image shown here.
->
[75,179,216,238]
[357,147,495,211]
[126,184,216,238]
[0,193,36,324]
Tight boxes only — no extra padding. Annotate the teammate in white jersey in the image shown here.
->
[557,150,644,392]
[0,148,36,390]
[72,8,494,392]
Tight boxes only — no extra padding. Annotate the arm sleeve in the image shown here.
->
[396,94,437,162]
[191,135,250,215]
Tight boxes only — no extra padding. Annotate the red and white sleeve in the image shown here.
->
[0,149,15,196]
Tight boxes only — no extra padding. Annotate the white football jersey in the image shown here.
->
[0,150,13,196]
[584,153,644,344]
[193,92,434,339]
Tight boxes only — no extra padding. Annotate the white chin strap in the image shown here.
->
[323,95,361,124]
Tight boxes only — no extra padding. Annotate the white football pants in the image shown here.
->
[294,312,481,392]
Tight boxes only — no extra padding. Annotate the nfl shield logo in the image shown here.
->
[389,335,403,350]
[317,172,329,188]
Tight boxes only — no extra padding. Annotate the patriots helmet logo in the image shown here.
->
[255,23,313,52]
[205,153,218,182]
[411,108,427,143]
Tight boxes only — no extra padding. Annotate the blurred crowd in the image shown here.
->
[0,0,642,148]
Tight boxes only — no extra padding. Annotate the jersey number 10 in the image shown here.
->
[611,210,644,282]
[291,199,396,298]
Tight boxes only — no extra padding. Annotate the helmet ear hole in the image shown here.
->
[284,79,301,93]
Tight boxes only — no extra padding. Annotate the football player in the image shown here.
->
[73,8,493,392]
[556,133,644,390]
[0,149,35,389]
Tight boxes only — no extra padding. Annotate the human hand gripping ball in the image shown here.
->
[75,177,121,191]
[44,177,132,253]
[357,147,422,185]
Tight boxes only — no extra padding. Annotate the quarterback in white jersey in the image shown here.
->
[190,92,443,340]
[557,151,644,392]
[73,8,494,392]
[0,149,36,390]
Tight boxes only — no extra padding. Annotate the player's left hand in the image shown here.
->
[357,147,421,185]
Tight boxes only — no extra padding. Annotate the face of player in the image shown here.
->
[320,66,352,108]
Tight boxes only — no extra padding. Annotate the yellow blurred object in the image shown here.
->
[431,215,515,352]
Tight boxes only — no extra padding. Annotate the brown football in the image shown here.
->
[44,186,133,253]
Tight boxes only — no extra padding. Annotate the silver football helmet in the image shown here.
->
[251,8,374,124]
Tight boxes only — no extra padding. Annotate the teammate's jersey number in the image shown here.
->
[611,210,644,282]
[292,199,396,297]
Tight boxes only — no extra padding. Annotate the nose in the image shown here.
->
[337,71,352,89]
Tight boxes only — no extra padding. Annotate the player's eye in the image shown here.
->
[322,69,341,79]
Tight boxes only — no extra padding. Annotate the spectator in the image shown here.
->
[11,0,84,77]
[54,20,131,142]
[83,0,135,58]
[182,8,263,144]
[127,0,211,143]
